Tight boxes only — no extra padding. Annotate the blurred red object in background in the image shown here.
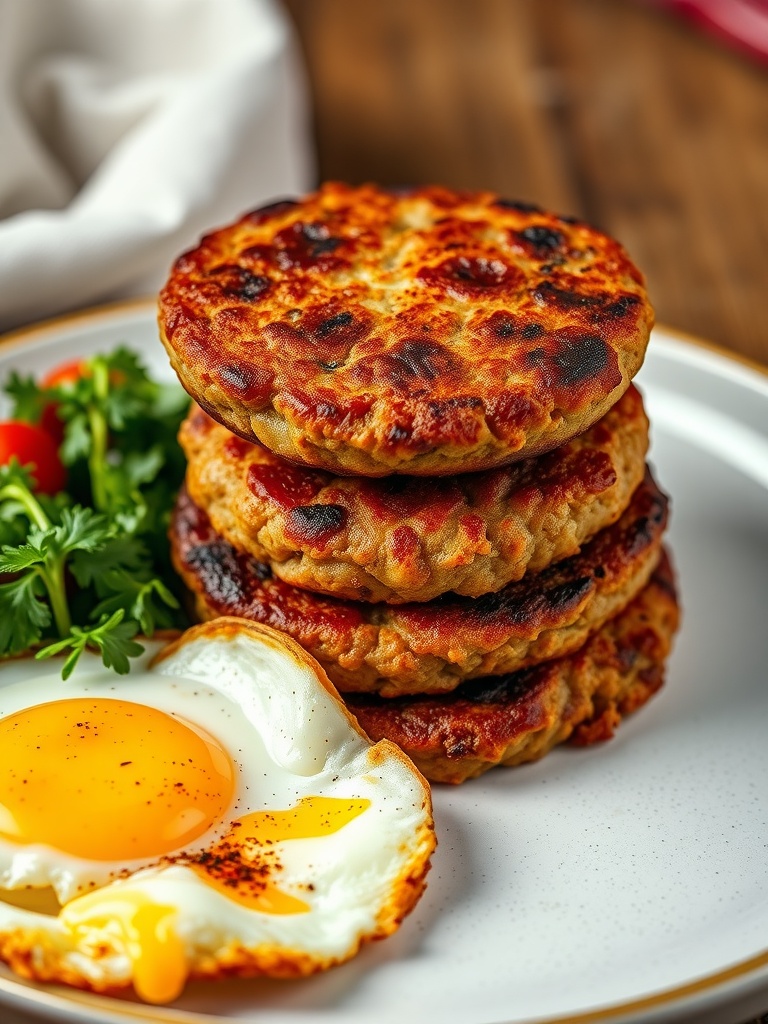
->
[645,0,768,63]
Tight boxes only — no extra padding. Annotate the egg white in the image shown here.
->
[0,621,435,996]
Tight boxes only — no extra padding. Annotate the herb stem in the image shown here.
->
[0,483,50,531]
[42,560,72,638]
[88,359,110,512]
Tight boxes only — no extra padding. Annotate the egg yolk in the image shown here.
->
[61,892,185,1005]
[190,796,372,914]
[59,795,372,1004]
[0,698,234,860]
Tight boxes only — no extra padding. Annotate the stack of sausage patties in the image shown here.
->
[159,183,679,784]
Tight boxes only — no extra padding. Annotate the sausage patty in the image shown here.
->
[346,552,679,783]
[180,386,648,604]
[159,183,653,476]
[170,470,668,696]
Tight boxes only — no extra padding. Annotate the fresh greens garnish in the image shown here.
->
[0,348,190,677]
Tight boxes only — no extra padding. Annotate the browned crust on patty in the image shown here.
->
[346,552,679,783]
[159,183,653,476]
[170,470,668,696]
[181,385,648,604]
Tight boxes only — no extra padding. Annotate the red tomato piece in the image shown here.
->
[40,403,65,443]
[41,360,87,389]
[0,422,66,495]
[38,356,124,445]
[40,359,89,443]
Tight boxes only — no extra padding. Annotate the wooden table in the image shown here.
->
[284,3,768,1023]
[284,0,768,373]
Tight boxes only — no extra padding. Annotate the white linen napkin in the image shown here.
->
[0,0,314,332]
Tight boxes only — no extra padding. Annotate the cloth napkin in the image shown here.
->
[0,0,314,333]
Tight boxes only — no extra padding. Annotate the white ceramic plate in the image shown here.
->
[0,302,767,1024]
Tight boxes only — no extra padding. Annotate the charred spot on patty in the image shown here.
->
[602,294,642,319]
[236,273,271,301]
[284,504,348,547]
[418,256,519,299]
[515,225,567,258]
[466,574,593,630]
[209,265,272,302]
[447,256,508,287]
[494,319,516,339]
[458,665,543,706]
[273,220,344,270]
[478,311,521,341]
[413,396,485,448]
[388,340,456,381]
[626,494,668,557]
[316,312,354,338]
[185,542,246,605]
[217,362,274,403]
[521,323,545,341]
[304,307,370,349]
[245,199,299,224]
[550,333,610,387]
[494,199,543,213]
[532,283,642,328]
[263,307,369,361]
[544,576,595,615]
[480,315,544,347]
[532,281,606,310]
[299,223,343,258]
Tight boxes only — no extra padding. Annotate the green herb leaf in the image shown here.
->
[0,572,51,654]
[69,534,147,589]
[59,412,92,465]
[36,610,144,679]
[119,447,165,490]
[44,506,111,556]
[98,614,145,673]
[0,541,46,573]
[1,343,190,678]
[93,575,179,635]
[0,461,37,495]
[4,372,52,423]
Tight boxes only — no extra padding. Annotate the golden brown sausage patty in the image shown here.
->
[346,552,679,783]
[170,471,667,696]
[159,183,653,476]
[181,386,648,604]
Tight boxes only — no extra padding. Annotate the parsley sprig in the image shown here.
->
[0,348,190,678]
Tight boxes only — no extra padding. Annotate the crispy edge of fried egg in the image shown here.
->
[0,618,436,998]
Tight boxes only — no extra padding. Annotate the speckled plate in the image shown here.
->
[0,302,768,1024]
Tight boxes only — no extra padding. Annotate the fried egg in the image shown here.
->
[0,619,435,1004]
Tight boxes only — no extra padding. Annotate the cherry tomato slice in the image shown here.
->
[38,357,124,445]
[40,403,65,443]
[39,359,89,443]
[41,360,87,389]
[0,422,66,495]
